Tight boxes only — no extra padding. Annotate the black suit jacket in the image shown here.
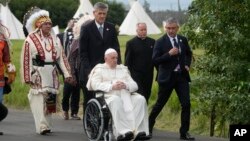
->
[57,32,64,46]
[152,34,192,84]
[79,20,121,83]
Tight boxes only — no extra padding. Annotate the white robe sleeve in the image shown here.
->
[87,65,112,92]
[123,66,138,92]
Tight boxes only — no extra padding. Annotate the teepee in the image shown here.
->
[0,4,25,39]
[52,25,60,35]
[73,0,94,18]
[119,0,161,35]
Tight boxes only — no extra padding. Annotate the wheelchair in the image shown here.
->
[83,93,113,141]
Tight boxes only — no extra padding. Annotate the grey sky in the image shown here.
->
[113,0,193,11]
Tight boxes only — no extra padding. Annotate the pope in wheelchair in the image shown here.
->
[86,48,150,141]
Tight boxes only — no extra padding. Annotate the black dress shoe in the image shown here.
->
[180,133,195,140]
[135,132,146,140]
[135,131,152,140]
[148,132,152,139]
[117,131,134,141]
[40,129,51,135]
[46,129,51,133]
[40,130,47,135]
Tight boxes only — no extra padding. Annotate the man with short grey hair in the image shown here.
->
[93,1,109,10]
[79,2,121,115]
[149,17,194,140]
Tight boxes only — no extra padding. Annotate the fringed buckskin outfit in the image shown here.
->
[21,29,71,134]
[21,7,71,134]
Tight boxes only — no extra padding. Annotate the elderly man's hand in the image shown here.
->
[112,81,126,90]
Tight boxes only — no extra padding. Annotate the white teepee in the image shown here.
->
[128,0,136,6]
[52,25,60,35]
[0,4,25,39]
[119,1,161,35]
[73,0,94,19]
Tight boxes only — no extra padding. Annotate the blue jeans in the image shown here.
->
[0,87,4,103]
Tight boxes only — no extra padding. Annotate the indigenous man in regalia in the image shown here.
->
[0,15,16,136]
[0,15,16,104]
[21,7,72,135]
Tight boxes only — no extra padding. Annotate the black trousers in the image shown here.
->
[134,75,153,103]
[81,81,95,111]
[149,72,191,135]
[81,81,95,125]
[62,82,80,116]
[0,103,8,121]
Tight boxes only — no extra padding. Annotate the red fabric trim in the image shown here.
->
[23,41,30,82]
[29,33,45,60]
[49,36,57,61]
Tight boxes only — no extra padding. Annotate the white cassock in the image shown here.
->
[86,63,149,138]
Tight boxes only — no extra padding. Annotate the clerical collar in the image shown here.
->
[137,36,146,40]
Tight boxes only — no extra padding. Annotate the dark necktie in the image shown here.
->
[173,38,181,71]
[173,38,179,48]
[98,26,103,38]
[173,38,181,54]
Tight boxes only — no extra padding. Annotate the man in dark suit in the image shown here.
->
[125,22,155,103]
[79,2,121,113]
[149,17,194,140]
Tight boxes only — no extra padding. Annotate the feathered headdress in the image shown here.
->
[0,15,12,48]
[23,6,52,34]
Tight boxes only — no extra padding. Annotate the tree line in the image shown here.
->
[3,0,126,29]
[1,0,188,29]
[182,0,250,137]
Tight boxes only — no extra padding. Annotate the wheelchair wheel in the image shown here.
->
[84,99,104,141]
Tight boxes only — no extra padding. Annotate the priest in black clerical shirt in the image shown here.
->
[125,23,155,103]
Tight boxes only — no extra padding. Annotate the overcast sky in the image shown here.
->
[114,0,193,11]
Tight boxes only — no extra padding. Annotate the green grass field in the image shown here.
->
[3,33,221,138]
